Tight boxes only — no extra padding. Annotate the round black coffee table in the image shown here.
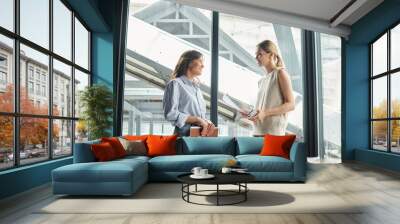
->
[177,173,255,206]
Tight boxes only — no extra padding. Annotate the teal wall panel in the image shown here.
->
[0,158,72,199]
[92,32,113,88]
[344,0,400,171]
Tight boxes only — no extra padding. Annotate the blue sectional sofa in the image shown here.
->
[52,137,306,196]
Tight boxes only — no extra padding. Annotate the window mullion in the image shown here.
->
[13,0,21,167]
[71,10,76,153]
[49,0,54,160]
[388,30,391,152]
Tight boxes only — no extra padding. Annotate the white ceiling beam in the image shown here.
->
[330,0,368,27]
[172,0,351,37]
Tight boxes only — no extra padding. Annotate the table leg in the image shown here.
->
[217,184,219,206]
[195,184,198,192]
[187,184,190,202]
[245,183,247,201]
[181,184,183,199]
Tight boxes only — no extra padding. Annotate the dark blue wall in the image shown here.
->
[0,0,125,200]
[344,0,400,171]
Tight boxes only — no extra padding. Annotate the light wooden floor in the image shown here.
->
[1,161,400,224]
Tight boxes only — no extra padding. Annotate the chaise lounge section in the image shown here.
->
[52,136,306,196]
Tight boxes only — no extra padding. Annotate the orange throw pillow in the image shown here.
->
[91,142,118,161]
[260,134,296,159]
[146,135,178,157]
[123,135,148,141]
[101,137,126,158]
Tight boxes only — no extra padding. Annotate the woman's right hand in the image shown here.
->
[197,118,214,136]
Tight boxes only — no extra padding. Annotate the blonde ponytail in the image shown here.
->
[275,54,284,69]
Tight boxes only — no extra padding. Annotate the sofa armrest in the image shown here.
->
[289,142,307,181]
[73,140,100,163]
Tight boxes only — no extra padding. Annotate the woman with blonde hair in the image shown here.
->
[163,50,215,136]
[246,40,295,136]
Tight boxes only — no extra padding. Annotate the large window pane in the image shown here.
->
[0,0,14,31]
[391,120,400,153]
[53,119,72,158]
[218,13,303,137]
[74,69,89,118]
[372,121,387,151]
[391,72,400,118]
[53,59,72,117]
[20,44,49,115]
[391,24,400,70]
[74,18,89,70]
[53,0,72,60]
[20,117,49,165]
[1,0,91,168]
[123,72,175,135]
[372,34,387,76]
[372,77,387,119]
[320,33,342,161]
[0,34,14,112]
[0,116,13,170]
[20,0,49,49]
[123,1,211,135]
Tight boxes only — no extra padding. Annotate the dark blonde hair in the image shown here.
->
[257,40,284,69]
[171,50,203,79]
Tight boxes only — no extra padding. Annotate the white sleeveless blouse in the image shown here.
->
[253,69,288,136]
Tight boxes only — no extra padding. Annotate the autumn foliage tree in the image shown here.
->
[372,99,400,143]
[0,84,59,153]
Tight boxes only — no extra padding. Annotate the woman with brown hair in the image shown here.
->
[163,50,215,136]
[246,40,295,136]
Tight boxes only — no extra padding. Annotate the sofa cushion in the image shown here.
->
[101,137,127,158]
[123,135,149,142]
[236,155,293,172]
[115,155,150,163]
[178,137,236,155]
[149,154,235,172]
[236,137,264,155]
[118,138,147,156]
[147,135,178,157]
[91,142,118,161]
[260,134,296,159]
[53,158,147,183]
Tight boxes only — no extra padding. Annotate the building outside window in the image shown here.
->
[0,54,7,87]
[28,81,34,94]
[28,66,34,80]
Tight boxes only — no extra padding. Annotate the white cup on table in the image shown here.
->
[191,167,202,176]
[199,169,208,176]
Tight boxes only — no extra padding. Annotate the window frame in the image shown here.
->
[370,20,400,154]
[0,0,91,171]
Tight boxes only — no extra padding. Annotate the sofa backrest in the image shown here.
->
[73,140,100,163]
[73,136,301,160]
[235,137,264,155]
[178,137,236,155]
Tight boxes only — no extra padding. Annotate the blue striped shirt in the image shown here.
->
[163,75,206,128]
